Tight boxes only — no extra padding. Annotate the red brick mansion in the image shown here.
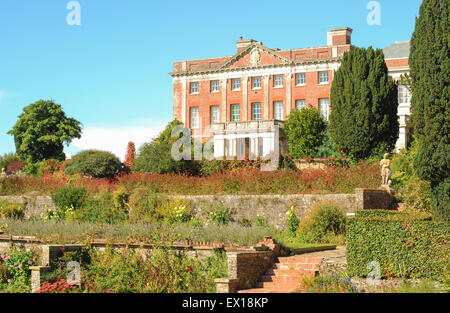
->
[169,27,410,158]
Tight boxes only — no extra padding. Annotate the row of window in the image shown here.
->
[189,99,330,128]
[189,72,329,94]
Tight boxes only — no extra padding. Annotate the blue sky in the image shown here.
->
[0,0,422,160]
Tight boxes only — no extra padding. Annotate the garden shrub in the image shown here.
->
[52,185,88,212]
[347,211,449,281]
[254,215,269,228]
[64,150,123,178]
[82,247,214,293]
[0,246,38,292]
[0,200,25,219]
[391,143,432,213]
[127,187,160,223]
[0,153,21,172]
[38,159,62,176]
[112,186,129,212]
[207,205,230,226]
[6,161,27,175]
[286,206,299,237]
[202,248,228,282]
[155,197,192,224]
[296,202,346,243]
[80,192,128,224]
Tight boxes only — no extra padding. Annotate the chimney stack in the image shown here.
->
[235,38,262,52]
[327,27,353,46]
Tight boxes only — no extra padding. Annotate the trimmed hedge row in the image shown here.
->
[347,210,449,281]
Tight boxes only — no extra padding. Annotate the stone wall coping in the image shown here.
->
[0,236,261,253]
[29,266,50,271]
[226,250,273,256]
[214,278,239,283]
[173,193,358,198]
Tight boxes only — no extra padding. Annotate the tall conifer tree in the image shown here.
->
[329,47,399,161]
[410,0,449,221]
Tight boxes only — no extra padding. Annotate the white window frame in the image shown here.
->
[252,103,262,121]
[190,107,199,129]
[252,77,261,89]
[273,75,283,88]
[319,71,329,84]
[296,99,306,110]
[190,82,199,94]
[210,80,220,93]
[296,73,306,86]
[273,101,284,120]
[210,105,220,124]
[319,98,330,122]
[231,104,240,122]
[231,78,241,91]
[398,85,411,104]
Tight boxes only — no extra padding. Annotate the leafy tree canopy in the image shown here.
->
[132,120,198,174]
[8,100,82,163]
[284,107,327,159]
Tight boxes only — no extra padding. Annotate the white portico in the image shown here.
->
[212,120,288,159]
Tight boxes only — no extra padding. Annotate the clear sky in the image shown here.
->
[0,0,422,160]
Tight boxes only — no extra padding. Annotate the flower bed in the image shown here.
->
[0,163,379,196]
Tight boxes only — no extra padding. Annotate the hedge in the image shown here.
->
[347,210,449,281]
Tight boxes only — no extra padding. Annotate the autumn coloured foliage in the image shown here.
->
[0,163,379,196]
[124,142,136,171]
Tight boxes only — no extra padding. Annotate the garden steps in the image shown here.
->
[237,256,323,294]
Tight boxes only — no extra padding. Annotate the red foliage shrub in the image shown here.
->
[36,277,93,293]
[124,142,136,170]
[6,161,27,174]
[0,162,379,196]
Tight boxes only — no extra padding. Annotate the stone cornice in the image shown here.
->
[169,57,342,77]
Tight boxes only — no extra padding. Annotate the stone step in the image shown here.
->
[259,275,306,283]
[271,263,320,271]
[255,281,301,289]
[265,269,311,276]
[276,256,323,264]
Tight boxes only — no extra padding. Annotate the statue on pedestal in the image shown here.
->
[380,153,391,186]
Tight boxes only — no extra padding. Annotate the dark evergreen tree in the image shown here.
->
[409,0,449,221]
[329,47,399,161]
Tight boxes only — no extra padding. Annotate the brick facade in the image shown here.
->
[170,28,354,142]
[170,28,410,156]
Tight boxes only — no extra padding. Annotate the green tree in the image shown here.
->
[64,150,123,178]
[284,107,327,158]
[329,47,399,161]
[8,100,82,163]
[409,0,449,221]
[132,120,198,174]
